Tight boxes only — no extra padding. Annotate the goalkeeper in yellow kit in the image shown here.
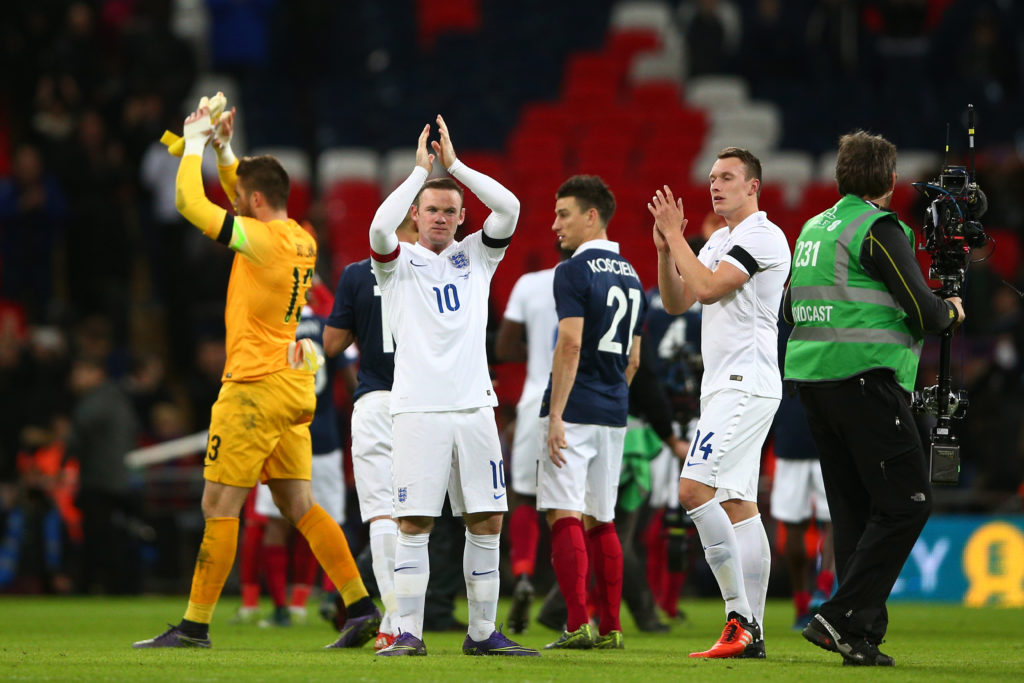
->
[134,98,381,649]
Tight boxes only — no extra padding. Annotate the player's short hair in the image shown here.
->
[237,155,290,209]
[717,147,762,197]
[556,175,616,225]
[414,178,464,209]
[835,130,897,199]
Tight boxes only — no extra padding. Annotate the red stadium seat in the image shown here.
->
[605,29,662,65]
[415,0,480,49]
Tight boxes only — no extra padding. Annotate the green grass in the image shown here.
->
[0,596,1021,681]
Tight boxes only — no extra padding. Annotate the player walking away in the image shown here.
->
[493,246,566,634]
[369,116,537,657]
[538,175,646,651]
[650,148,791,659]
[771,318,835,630]
[252,300,348,627]
[322,215,419,650]
[133,97,380,650]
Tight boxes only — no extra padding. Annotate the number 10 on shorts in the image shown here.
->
[490,459,505,496]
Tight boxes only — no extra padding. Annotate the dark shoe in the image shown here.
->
[258,605,291,628]
[132,624,211,649]
[324,604,382,648]
[544,623,595,650]
[689,611,760,658]
[736,639,766,659]
[536,584,567,632]
[635,616,670,633]
[463,626,540,656]
[803,613,895,666]
[376,631,427,656]
[506,574,534,634]
[593,629,624,649]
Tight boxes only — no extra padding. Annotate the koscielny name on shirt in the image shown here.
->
[587,257,639,279]
[792,304,834,322]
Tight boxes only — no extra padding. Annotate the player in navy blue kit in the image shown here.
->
[323,218,417,650]
[537,175,646,651]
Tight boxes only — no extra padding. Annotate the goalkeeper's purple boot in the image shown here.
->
[463,626,540,656]
[376,631,427,656]
[132,624,211,649]
[324,603,382,649]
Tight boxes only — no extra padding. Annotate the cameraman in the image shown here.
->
[783,130,964,666]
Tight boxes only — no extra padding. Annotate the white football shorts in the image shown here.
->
[254,448,345,522]
[536,419,626,523]
[511,394,543,496]
[391,407,506,517]
[680,389,779,503]
[351,390,394,521]
[770,458,831,523]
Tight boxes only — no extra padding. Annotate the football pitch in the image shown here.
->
[1,596,1020,681]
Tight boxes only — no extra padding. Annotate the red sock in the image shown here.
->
[264,544,288,608]
[550,517,589,632]
[238,523,265,607]
[643,512,667,606]
[508,504,539,577]
[321,574,335,593]
[816,570,835,596]
[794,589,811,615]
[290,535,317,606]
[586,523,622,635]
[661,570,686,617]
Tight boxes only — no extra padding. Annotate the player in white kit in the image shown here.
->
[494,255,563,633]
[370,116,537,657]
[650,147,790,659]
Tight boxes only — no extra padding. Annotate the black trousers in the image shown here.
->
[797,370,932,642]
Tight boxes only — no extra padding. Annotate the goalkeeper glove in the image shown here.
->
[182,104,213,157]
[162,92,228,158]
[287,338,324,374]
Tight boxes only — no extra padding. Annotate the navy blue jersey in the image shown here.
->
[296,312,341,455]
[541,243,647,427]
[327,259,395,402]
[644,287,701,378]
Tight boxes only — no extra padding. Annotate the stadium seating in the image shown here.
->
[250,146,312,221]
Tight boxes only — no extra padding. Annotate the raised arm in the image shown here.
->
[432,114,519,241]
[370,125,432,257]
[174,106,229,241]
[649,186,747,305]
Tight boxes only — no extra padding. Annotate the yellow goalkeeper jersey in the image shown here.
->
[174,154,317,382]
[221,216,317,382]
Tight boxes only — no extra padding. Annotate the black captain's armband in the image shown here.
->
[216,213,234,246]
[482,232,512,249]
[727,245,759,275]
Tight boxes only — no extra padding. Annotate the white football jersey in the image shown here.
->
[697,211,790,399]
[372,230,503,414]
[502,268,557,404]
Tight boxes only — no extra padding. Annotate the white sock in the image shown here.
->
[369,519,398,634]
[464,530,500,642]
[687,499,752,621]
[394,530,430,639]
[733,514,771,634]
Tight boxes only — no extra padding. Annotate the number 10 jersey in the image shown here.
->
[372,230,504,415]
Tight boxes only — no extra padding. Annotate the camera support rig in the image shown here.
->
[909,105,988,485]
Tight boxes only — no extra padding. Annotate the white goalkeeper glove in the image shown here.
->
[287,338,324,374]
[208,92,237,166]
[182,104,213,157]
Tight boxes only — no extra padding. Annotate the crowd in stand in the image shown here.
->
[1,0,1022,598]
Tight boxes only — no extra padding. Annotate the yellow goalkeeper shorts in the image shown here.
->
[203,369,316,487]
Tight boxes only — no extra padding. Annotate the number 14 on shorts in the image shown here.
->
[686,429,714,465]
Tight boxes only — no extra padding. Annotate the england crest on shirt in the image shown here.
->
[449,251,469,269]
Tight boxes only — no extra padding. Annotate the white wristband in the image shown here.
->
[183,137,206,158]
[217,143,237,167]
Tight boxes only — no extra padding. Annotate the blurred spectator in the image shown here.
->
[678,0,741,76]
[123,352,176,443]
[0,143,67,321]
[65,354,141,594]
[184,336,226,433]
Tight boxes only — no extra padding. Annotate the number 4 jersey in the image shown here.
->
[541,239,647,427]
[371,230,504,414]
